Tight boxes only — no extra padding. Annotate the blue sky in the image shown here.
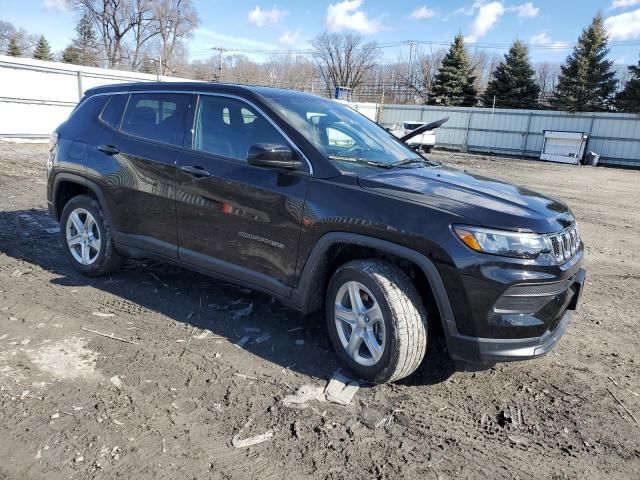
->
[1,0,639,64]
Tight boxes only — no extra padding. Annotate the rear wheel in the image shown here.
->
[326,259,427,383]
[60,195,122,276]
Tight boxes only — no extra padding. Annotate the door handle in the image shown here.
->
[181,165,211,178]
[97,144,120,155]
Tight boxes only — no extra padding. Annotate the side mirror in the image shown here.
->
[247,143,304,170]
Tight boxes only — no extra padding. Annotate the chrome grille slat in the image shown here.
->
[545,224,580,264]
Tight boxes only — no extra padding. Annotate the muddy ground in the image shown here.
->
[0,143,639,479]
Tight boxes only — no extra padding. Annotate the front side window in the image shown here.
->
[193,95,288,161]
[120,93,189,146]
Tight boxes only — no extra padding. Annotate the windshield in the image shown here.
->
[263,94,427,172]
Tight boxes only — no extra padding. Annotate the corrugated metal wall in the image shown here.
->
[382,104,640,168]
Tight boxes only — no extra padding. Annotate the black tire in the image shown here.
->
[326,259,428,384]
[421,146,433,154]
[59,194,122,277]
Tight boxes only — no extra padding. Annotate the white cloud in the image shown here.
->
[465,1,505,43]
[410,6,436,19]
[43,0,67,10]
[529,31,570,50]
[279,29,303,46]
[195,27,277,50]
[610,0,640,9]
[326,0,382,34]
[605,8,640,39]
[512,2,539,18]
[248,6,288,27]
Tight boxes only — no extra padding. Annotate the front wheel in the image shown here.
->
[326,260,427,383]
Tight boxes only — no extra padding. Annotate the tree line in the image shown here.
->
[1,6,638,113]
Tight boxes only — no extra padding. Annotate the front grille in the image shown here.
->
[545,224,581,264]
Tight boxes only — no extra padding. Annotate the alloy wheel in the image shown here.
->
[65,208,101,265]
[334,281,386,367]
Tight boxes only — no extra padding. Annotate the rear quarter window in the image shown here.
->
[99,94,129,130]
[120,93,189,146]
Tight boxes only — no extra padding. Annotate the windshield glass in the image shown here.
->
[263,94,426,172]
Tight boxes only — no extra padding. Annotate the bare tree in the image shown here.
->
[74,0,199,72]
[153,0,199,74]
[0,20,16,53]
[413,47,446,103]
[469,49,501,96]
[74,0,139,68]
[129,0,157,69]
[264,52,316,90]
[535,62,560,106]
[311,32,381,95]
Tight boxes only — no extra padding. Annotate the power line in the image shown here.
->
[188,38,640,59]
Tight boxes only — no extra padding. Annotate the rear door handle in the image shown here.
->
[180,165,211,178]
[97,144,120,155]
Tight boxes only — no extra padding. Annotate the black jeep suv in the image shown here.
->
[46,82,586,383]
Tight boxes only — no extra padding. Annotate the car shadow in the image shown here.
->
[0,207,455,386]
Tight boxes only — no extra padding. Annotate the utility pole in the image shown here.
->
[407,41,415,102]
[211,47,227,82]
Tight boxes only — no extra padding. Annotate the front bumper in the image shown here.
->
[445,268,586,365]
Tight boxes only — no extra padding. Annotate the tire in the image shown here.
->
[59,194,122,277]
[421,146,433,154]
[326,259,427,383]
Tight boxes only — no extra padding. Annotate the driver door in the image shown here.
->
[175,94,312,291]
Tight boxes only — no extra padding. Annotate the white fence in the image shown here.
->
[381,104,640,168]
[0,55,192,140]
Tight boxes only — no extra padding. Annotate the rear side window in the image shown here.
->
[100,94,128,129]
[120,93,189,146]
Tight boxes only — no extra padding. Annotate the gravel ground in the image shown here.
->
[1,143,639,479]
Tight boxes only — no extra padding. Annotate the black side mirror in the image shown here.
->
[247,143,304,170]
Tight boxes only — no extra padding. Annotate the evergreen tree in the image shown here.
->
[61,45,80,64]
[71,14,100,66]
[482,40,540,109]
[616,58,640,113]
[33,35,53,61]
[428,34,477,106]
[7,37,21,57]
[551,13,617,112]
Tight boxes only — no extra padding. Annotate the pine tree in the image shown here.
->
[616,58,640,113]
[551,13,617,112]
[428,34,477,106]
[482,40,540,109]
[7,37,21,57]
[33,35,53,61]
[61,45,80,64]
[72,14,100,66]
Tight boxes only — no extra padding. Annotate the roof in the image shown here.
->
[85,81,324,102]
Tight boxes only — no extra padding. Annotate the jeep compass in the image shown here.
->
[46,82,586,383]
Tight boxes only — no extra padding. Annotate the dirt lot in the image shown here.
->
[0,143,639,479]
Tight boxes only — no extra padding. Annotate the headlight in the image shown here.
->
[453,225,550,259]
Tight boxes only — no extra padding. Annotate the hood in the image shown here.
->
[358,165,575,233]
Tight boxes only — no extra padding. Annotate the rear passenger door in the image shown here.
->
[95,92,191,259]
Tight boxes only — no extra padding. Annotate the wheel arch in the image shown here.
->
[52,173,113,224]
[293,232,455,328]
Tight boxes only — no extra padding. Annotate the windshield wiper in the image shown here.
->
[390,157,434,168]
[327,155,394,169]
